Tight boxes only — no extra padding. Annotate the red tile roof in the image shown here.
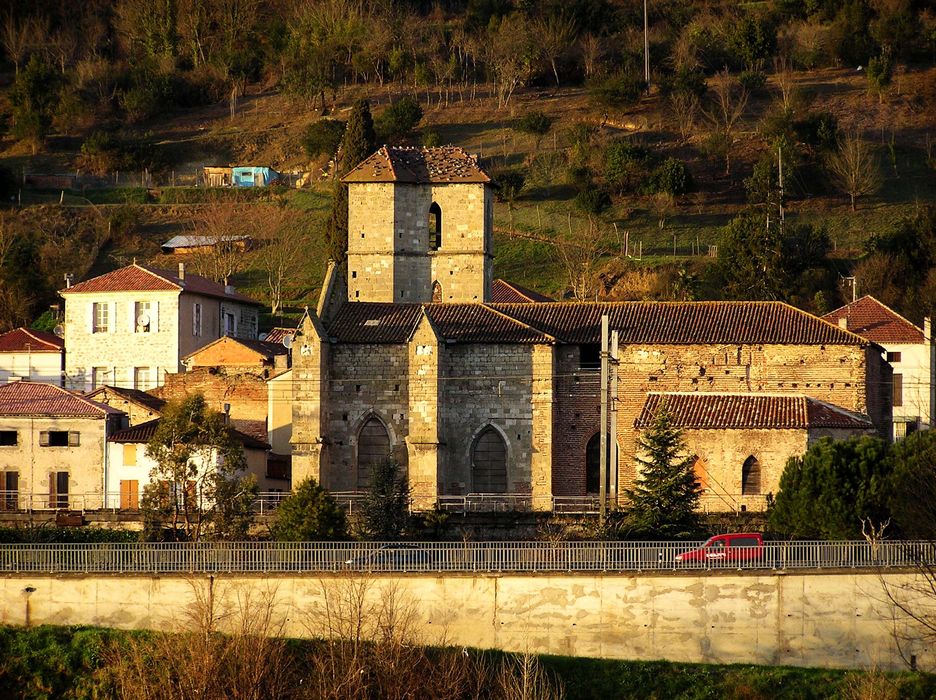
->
[491,279,554,303]
[426,304,553,343]
[635,392,874,430]
[108,417,270,449]
[342,146,490,184]
[822,296,924,344]
[492,301,866,346]
[60,263,262,306]
[0,328,64,353]
[182,336,288,362]
[327,303,424,343]
[0,381,124,417]
[263,327,296,344]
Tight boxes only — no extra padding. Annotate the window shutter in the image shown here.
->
[109,302,116,333]
[151,301,159,333]
[48,472,56,505]
[39,431,50,447]
[88,303,95,333]
[129,301,137,333]
[68,431,80,447]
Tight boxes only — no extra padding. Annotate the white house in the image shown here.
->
[825,296,934,439]
[0,328,65,386]
[60,262,263,392]
[105,418,278,509]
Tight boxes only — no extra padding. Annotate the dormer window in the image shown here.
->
[428,202,442,250]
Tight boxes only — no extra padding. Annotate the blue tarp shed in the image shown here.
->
[231,166,279,187]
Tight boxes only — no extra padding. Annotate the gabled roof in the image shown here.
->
[263,327,296,344]
[342,146,491,184]
[161,235,251,250]
[823,296,925,344]
[86,385,166,413]
[491,279,554,303]
[328,303,424,343]
[0,381,123,418]
[0,328,64,353]
[108,417,270,450]
[182,336,289,362]
[59,263,262,306]
[635,392,875,431]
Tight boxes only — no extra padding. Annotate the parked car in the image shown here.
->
[675,533,764,564]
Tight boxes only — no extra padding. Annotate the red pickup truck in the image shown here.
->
[675,533,764,563]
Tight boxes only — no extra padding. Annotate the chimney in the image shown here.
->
[64,273,73,288]
[225,283,235,295]
[838,317,848,330]
[178,262,185,281]
[223,403,231,424]
[925,316,932,343]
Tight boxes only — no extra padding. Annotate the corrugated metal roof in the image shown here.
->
[492,301,867,346]
[490,279,554,303]
[0,328,64,353]
[60,263,262,306]
[342,146,491,184]
[0,381,123,417]
[823,296,925,344]
[635,392,875,430]
[161,235,251,249]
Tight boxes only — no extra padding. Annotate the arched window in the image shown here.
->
[428,202,442,250]
[741,456,761,495]
[357,417,390,489]
[585,433,615,495]
[432,280,443,303]
[471,427,507,493]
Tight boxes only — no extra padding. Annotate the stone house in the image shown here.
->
[106,418,275,509]
[0,328,64,386]
[824,296,934,440]
[0,381,125,511]
[86,386,166,427]
[289,146,891,513]
[60,262,262,392]
[182,336,289,376]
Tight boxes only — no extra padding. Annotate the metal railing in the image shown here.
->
[1,540,933,575]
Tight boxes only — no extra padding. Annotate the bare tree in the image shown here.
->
[537,13,577,89]
[254,207,308,316]
[669,92,699,141]
[2,14,37,76]
[489,14,536,108]
[554,217,608,301]
[189,203,253,283]
[701,69,750,176]
[579,33,603,78]
[827,132,883,211]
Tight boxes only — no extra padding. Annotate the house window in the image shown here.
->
[123,443,137,466]
[134,367,151,391]
[887,351,902,363]
[428,202,442,250]
[741,456,761,496]
[224,311,236,336]
[579,344,601,370]
[432,281,443,303]
[40,431,78,447]
[49,471,69,509]
[92,367,109,390]
[471,427,507,494]
[93,302,109,333]
[134,301,153,333]
[357,416,390,490]
[893,373,903,407]
[193,303,203,336]
[0,431,16,447]
[1,471,18,511]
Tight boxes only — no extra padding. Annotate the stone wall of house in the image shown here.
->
[346,182,491,303]
[0,351,63,386]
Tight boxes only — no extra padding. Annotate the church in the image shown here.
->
[290,146,891,512]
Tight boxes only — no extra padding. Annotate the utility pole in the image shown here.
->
[599,314,609,526]
[778,144,785,225]
[609,330,619,506]
[643,0,650,90]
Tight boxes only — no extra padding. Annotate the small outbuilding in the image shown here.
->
[231,166,279,187]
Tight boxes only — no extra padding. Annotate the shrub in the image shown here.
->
[867,50,893,101]
[376,95,423,141]
[648,158,693,196]
[514,110,553,137]
[301,119,345,159]
[738,70,767,93]
[421,129,440,147]
[660,68,707,98]
[603,140,650,194]
[493,169,526,203]
[795,111,839,150]
[587,71,646,108]
[574,187,611,216]
[271,478,347,541]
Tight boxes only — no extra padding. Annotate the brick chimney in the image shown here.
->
[178,262,185,281]
[838,317,848,330]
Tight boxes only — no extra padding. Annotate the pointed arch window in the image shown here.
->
[471,427,507,493]
[432,280,443,303]
[585,433,615,495]
[357,417,390,489]
[741,455,761,495]
[428,202,442,250]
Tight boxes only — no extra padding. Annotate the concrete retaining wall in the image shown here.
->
[1,571,931,671]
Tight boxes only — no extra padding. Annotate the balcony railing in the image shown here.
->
[0,540,933,575]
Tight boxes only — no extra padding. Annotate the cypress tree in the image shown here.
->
[623,402,702,538]
[325,99,376,263]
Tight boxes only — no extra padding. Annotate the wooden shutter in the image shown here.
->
[120,480,139,510]
[123,443,137,466]
[893,374,903,407]
[39,431,50,447]
[68,431,80,447]
[48,471,56,508]
[151,301,159,333]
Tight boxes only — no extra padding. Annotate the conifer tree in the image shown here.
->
[624,402,702,538]
[325,100,376,262]
[359,458,410,540]
[271,477,347,541]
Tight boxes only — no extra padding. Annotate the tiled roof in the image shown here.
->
[0,381,123,417]
[327,303,423,343]
[492,301,866,346]
[823,296,925,344]
[342,146,490,184]
[182,336,288,362]
[0,328,64,353]
[491,279,554,303]
[635,392,875,430]
[60,263,262,306]
[86,386,166,413]
[263,327,296,344]
[425,305,553,343]
[108,417,270,450]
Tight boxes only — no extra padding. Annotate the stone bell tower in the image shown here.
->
[342,145,493,304]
